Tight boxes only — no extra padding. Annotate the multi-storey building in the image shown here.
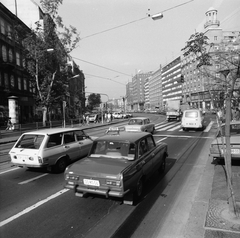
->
[149,66,162,111]
[0,3,34,125]
[162,56,182,108]
[181,7,240,110]
[125,81,133,111]
[132,71,152,111]
[144,77,150,110]
[1,1,84,124]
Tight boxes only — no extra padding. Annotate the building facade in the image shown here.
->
[0,3,34,125]
[162,56,182,108]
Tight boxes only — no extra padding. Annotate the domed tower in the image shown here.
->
[204,7,220,29]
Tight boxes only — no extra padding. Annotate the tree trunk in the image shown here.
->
[42,106,47,127]
[224,95,239,217]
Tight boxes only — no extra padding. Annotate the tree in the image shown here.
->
[182,32,240,217]
[87,94,102,111]
[21,0,80,126]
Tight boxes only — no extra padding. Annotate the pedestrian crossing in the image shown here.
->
[154,120,214,133]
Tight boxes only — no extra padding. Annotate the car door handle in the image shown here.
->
[64,145,70,148]
[79,142,83,145]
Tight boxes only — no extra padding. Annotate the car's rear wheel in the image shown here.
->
[53,158,67,173]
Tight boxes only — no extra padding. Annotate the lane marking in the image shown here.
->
[204,121,214,132]
[0,188,69,227]
[156,137,168,143]
[154,134,214,139]
[0,167,20,175]
[18,173,49,185]
[168,125,181,131]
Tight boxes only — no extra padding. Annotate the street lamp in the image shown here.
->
[151,13,163,20]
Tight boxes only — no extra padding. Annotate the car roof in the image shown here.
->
[96,131,151,143]
[22,127,83,136]
[129,117,149,120]
[221,121,240,126]
[184,109,201,112]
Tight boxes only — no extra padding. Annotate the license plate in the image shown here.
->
[83,179,100,186]
[18,155,28,160]
[221,149,240,154]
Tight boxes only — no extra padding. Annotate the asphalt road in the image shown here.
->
[0,113,216,238]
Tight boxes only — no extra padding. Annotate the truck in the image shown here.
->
[166,100,181,122]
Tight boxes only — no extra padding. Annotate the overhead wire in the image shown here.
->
[80,0,194,40]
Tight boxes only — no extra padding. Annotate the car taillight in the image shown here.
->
[106,180,121,186]
[65,174,79,181]
[29,157,34,161]
[38,156,43,164]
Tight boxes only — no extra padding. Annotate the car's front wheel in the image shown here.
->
[53,158,67,173]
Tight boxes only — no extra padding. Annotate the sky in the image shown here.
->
[2,0,240,101]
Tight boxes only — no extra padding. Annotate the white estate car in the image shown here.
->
[9,128,96,173]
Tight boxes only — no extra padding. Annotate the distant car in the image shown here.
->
[88,114,101,123]
[181,109,205,131]
[64,127,168,205]
[124,117,155,134]
[122,112,133,118]
[209,121,240,161]
[112,112,123,119]
[9,128,96,173]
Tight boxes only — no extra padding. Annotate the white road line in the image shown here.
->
[204,121,214,132]
[0,167,21,175]
[0,188,69,227]
[155,121,176,130]
[168,125,182,131]
[158,123,180,131]
[154,134,214,139]
[156,137,168,143]
[18,173,49,185]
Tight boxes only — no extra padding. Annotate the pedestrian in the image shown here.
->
[217,108,223,122]
[86,115,89,125]
[5,117,13,131]
[234,108,240,121]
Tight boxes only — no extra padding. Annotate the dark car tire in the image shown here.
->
[151,127,155,134]
[53,158,67,173]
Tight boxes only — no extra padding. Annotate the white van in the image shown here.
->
[181,109,204,131]
[9,128,96,173]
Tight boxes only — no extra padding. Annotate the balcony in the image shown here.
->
[204,20,220,28]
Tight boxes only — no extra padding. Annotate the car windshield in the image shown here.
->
[219,124,240,136]
[128,119,143,125]
[15,134,45,149]
[89,141,136,160]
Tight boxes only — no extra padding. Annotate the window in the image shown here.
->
[0,19,5,34]
[139,139,148,157]
[214,36,217,41]
[9,48,13,62]
[64,132,75,144]
[18,77,22,90]
[23,78,27,90]
[10,75,15,88]
[75,130,85,141]
[7,25,12,39]
[146,136,155,150]
[16,52,20,66]
[2,45,7,62]
[4,73,8,88]
[47,133,62,148]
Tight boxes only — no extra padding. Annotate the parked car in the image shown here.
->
[112,112,123,119]
[88,113,101,123]
[181,109,205,131]
[209,121,240,161]
[65,127,168,205]
[124,117,155,134]
[9,128,96,173]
